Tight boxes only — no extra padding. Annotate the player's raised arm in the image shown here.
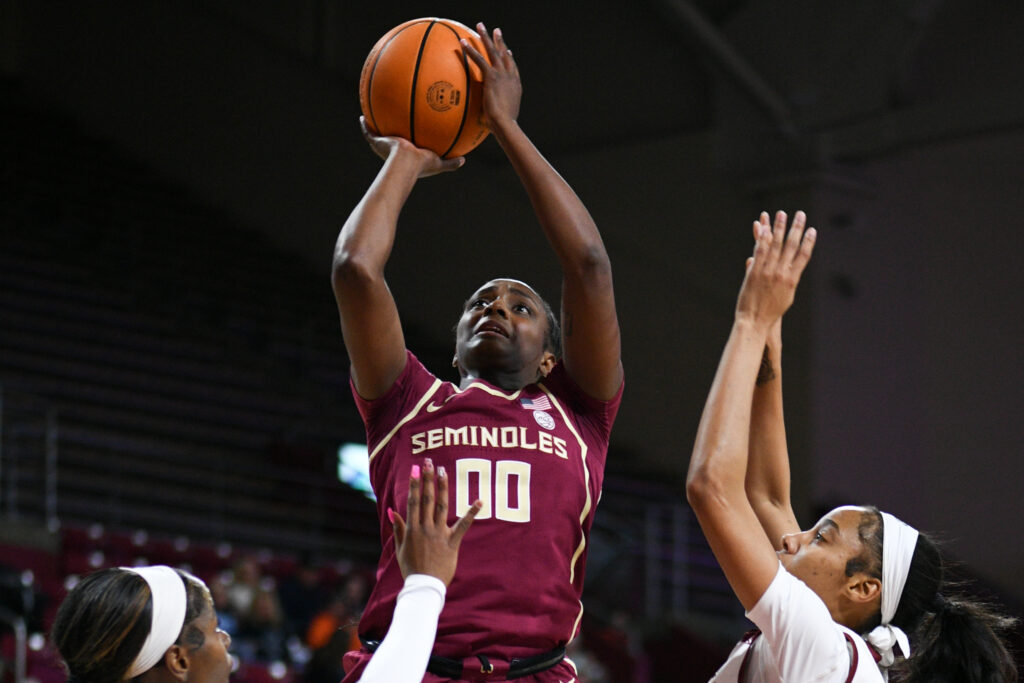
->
[462,25,622,400]
[332,123,463,399]
[745,212,801,547]
[686,212,815,610]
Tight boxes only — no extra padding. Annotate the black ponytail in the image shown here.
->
[889,534,1018,682]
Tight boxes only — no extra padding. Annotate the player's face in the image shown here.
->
[454,279,552,380]
[184,597,233,683]
[777,506,871,617]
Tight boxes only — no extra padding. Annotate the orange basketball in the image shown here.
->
[359,18,491,159]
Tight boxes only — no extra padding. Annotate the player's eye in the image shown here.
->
[469,298,488,309]
[513,303,531,314]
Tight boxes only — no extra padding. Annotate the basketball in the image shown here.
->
[359,18,491,159]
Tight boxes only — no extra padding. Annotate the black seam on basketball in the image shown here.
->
[366,21,429,136]
[436,22,471,159]
[409,20,437,147]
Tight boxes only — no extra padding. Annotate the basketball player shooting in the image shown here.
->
[332,22,624,683]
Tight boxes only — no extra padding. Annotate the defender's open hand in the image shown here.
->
[391,458,481,587]
[736,210,816,330]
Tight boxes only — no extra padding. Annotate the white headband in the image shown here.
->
[121,566,188,679]
[866,512,919,676]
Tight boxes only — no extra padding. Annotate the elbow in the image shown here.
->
[567,243,613,282]
[331,250,380,295]
[685,465,727,514]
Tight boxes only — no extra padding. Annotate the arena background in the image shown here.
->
[1,1,1022,680]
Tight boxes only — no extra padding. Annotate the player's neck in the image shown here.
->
[458,367,536,393]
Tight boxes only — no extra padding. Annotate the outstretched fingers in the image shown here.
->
[460,36,490,72]
[773,210,816,278]
[791,223,817,278]
[771,210,788,253]
[404,462,422,527]
[450,499,482,548]
[389,507,406,546]
[462,23,517,75]
[751,216,774,269]
[781,210,806,263]
[404,458,479,541]
[752,211,769,240]
[750,210,816,273]
[490,26,517,72]
[737,209,817,326]
[434,464,450,528]
[391,459,483,585]
[751,210,787,271]
[419,458,435,526]
[475,23,503,68]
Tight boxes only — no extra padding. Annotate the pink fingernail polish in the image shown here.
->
[387,508,395,523]
[438,465,446,478]
[424,457,433,470]
[411,465,421,478]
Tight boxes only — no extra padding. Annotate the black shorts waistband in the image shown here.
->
[360,638,565,680]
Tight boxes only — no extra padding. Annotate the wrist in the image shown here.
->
[733,314,773,339]
[489,117,522,145]
[382,144,432,181]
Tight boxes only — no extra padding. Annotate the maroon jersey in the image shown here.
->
[349,350,622,671]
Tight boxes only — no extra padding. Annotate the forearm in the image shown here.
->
[687,318,768,504]
[358,575,445,683]
[745,339,799,545]
[491,119,621,397]
[746,340,791,504]
[491,121,609,270]
[333,150,422,279]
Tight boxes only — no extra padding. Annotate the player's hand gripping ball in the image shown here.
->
[359,18,492,158]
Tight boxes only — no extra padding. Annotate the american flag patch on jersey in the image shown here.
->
[520,395,551,411]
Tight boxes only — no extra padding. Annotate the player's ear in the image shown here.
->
[845,573,881,606]
[161,644,190,681]
[452,354,464,376]
[538,351,556,378]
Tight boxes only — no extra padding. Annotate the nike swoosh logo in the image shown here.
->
[425,402,442,412]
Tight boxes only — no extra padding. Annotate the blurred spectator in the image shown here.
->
[235,586,292,663]
[209,574,239,636]
[278,562,330,638]
[303,627,353,683]
[566,634,611,683]
[338,572,369,614]
[305,592,358,652]
[226,556,261,616]
[303,581,365,683]
[586,610,647,683]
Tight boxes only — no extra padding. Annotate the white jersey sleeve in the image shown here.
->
[712,563,882,682]
[357,574,445,683]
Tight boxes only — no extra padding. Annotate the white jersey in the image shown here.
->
[710,563,883,683]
